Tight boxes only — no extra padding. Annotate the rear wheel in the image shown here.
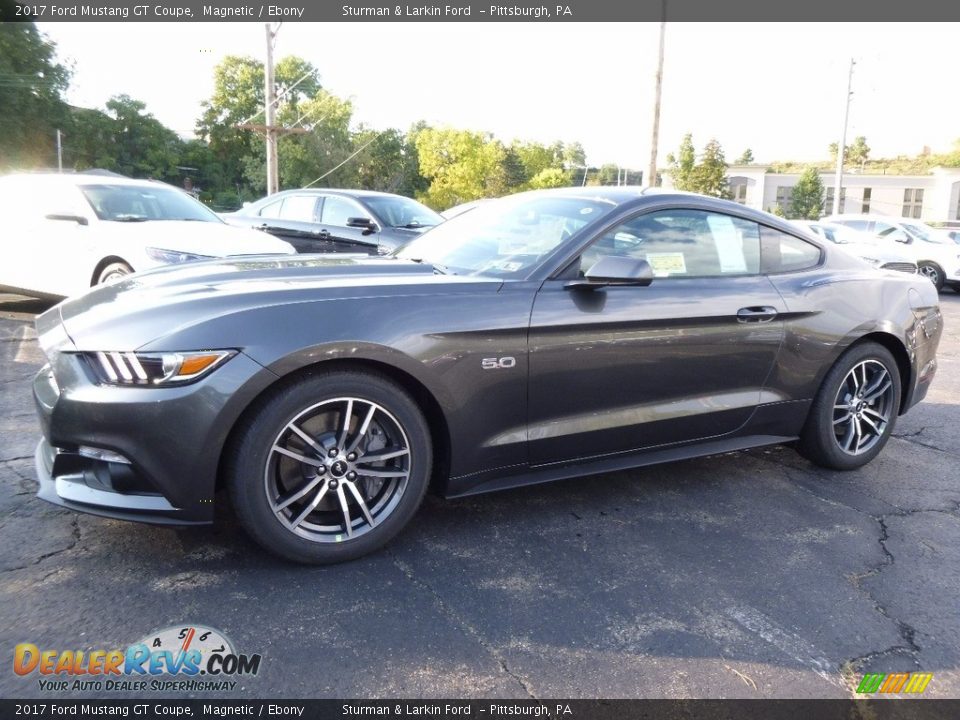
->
[798,342,901,470]
[226,370,432,564]
[918,262,944,291]
[96,261,133,285]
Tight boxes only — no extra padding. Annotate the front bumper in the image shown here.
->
[32,348,277,525]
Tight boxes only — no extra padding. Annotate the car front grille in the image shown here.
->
[881,262,918,274]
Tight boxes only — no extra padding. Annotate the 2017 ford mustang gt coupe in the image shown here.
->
[32,188,942,564]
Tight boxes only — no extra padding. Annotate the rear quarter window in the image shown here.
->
[761,226,822,273]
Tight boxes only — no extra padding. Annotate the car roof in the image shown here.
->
[263,188,414,200]
[0,172,175,189]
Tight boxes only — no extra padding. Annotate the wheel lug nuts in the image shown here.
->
[347,471,357,480]
[328,448,339,457]
[347,453,356,461]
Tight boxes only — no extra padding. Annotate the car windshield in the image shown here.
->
[363,195,442,229]
[80,184,221,223]
[902,222,950,244]
[395,194,618,278]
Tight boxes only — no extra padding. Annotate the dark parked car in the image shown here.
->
[32,188,941,564]
[221,189,443,255]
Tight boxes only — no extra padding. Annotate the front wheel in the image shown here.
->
[96,261,133,285]
[918,262,944,291]
[226,370,432,564]
[797,342,901,471]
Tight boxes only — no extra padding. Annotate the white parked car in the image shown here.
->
[0,173,295,299]
[823,213,960,291]
[792,220,917,275]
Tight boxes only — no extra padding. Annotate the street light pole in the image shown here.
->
[647,1,666,188]
[832,57,855,215]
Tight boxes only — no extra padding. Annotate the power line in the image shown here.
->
[303,134,381,188]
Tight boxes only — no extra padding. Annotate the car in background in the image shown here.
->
[222,189,443,255]
[0,173,296,299]
[824,214,960,291]
[792,220,917,275]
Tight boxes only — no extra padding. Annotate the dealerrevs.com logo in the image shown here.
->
[13,625,262,693]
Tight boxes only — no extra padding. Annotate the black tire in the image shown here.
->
[797,342,901,471]
[225,369,432,564]
[918,261,945,291]
[96,261,133,285]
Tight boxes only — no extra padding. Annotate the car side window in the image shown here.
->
[580,209,761,278]
[321,196,367,227]
[277,194,318,222]
[259,199,284,219]
[840,219,872,232]
[760,227,822,273]
[874,222,910,243]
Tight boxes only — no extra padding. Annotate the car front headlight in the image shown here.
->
[80,350,235,386]
[145,247,215,264]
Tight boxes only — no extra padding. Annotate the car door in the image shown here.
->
[253,194,329,253]
[316,195,381,254]
[527,207,787,465]
[4,183,95,297]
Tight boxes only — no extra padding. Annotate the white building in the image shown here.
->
[663,165,960,223]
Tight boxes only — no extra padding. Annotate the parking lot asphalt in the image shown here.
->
[1,291,958,700]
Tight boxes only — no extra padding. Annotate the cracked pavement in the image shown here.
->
[0,291,958,699]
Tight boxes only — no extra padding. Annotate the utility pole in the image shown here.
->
[647,1,666,188]
[56,129,63,172]
[832,57,855,215]
[264,23,279,196]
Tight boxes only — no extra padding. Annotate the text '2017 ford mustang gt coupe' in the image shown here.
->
[32,188,942,563]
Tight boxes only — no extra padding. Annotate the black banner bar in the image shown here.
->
[3,700,960,720]
[3,0,960,22]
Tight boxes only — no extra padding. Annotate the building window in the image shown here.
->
[824,187,846,216]
[955,194,960,221]
[902,188,923,219]
[730,183,747,204]
[862,187,871,213]
[776,187,793,214]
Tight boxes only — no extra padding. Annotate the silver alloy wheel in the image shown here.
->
[101,269,129,283]
[263,397,411,542]
[832,360,895,456]
[919,264,940,285]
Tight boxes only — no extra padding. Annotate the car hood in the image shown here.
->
[98,220,295,256]
[834,242,914,264]
[49,254,500,351]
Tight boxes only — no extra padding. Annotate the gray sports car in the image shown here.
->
[32,188,942,563]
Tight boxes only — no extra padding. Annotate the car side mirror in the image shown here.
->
[45,213,88,226]
[565,256,654,289]
[347,217,377,235]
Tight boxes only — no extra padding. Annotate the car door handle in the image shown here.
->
[313,229,330,237]
[737,306,778,323]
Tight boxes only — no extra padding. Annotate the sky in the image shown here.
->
[39,22,960,169]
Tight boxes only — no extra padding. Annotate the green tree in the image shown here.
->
[0,22,71,170]
[666,133,697,191]
[788,166,825,219]
[735,148,754,164]
[668,135,728,198]
[104,94,182,181]
[694,138,729,198]
[414,127,509,209]
[848,136,870,170]
[197,55,321,194]
[66,107,119,171]
[528,167,569,189]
